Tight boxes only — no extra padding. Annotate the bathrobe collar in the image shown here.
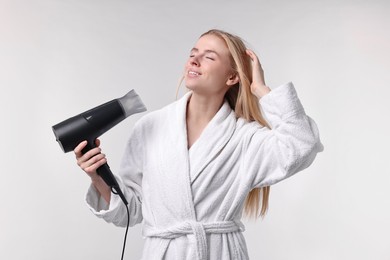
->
[177,91,237,184]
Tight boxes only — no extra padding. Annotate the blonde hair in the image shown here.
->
[201,29,271,218]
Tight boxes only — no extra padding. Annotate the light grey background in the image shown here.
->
[1,0,389,259]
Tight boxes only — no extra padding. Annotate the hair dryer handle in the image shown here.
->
[82,140,128,205]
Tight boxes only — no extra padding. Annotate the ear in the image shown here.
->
[226,73,239,86]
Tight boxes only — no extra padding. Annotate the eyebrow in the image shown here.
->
[190,48,220,56]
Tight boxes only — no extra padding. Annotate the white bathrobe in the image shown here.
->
[86,82,323,260]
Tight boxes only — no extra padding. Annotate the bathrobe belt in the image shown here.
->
[143,220,245,260]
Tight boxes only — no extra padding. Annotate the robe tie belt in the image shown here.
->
[143,220,244,260]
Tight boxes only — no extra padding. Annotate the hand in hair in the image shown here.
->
[246,49,271,99]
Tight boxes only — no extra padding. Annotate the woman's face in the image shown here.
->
[184,34,235,96]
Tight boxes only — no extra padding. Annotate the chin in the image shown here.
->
[184,80,198,91]
[185,85,196,91]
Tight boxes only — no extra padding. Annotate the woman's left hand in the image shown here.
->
[246,49,271,99]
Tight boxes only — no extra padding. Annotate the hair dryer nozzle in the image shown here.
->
[118,90,147,118]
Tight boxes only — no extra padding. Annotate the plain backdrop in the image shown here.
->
[1,0,389,259]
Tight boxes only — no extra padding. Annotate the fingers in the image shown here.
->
[246,49,265,86]
[245,49,270,98]
[245,49,260,65]
[74,139,102,159]
[81,153,107,174]
[74,140,88,159]
[73,140,107,177]
[246,49,263,72]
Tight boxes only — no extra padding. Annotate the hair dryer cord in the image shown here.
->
[121,201,130,260]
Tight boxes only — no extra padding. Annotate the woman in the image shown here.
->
[75,29,323,260]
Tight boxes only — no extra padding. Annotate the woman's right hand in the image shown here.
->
[74,139,111,203]
[74,139,107,180]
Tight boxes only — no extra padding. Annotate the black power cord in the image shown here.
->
[120,203,130,260]
[112,187,130,260]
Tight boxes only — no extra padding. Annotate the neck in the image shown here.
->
[185,91,226,149]
[186,92,225,123]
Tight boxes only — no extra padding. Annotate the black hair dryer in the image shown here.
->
[52,90,147,205]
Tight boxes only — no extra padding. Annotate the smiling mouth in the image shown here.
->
[188,71,201,76]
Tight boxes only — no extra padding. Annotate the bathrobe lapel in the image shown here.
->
[182,93,237,184]
[157,92,237,222]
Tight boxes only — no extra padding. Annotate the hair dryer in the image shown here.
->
[52,90,147,205]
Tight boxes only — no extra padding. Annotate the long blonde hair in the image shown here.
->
[201,29,271,218]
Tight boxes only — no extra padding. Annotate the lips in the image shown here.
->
[188,70,201,76]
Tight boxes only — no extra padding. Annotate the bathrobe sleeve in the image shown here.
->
[85,119,144,227]
[244,82,323,188]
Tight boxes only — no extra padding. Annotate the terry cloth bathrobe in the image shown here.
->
[86,82,323,260]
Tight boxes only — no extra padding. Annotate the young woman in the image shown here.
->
[74,29,323,260]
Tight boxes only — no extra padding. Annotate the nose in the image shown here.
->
[189,55,200,67]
